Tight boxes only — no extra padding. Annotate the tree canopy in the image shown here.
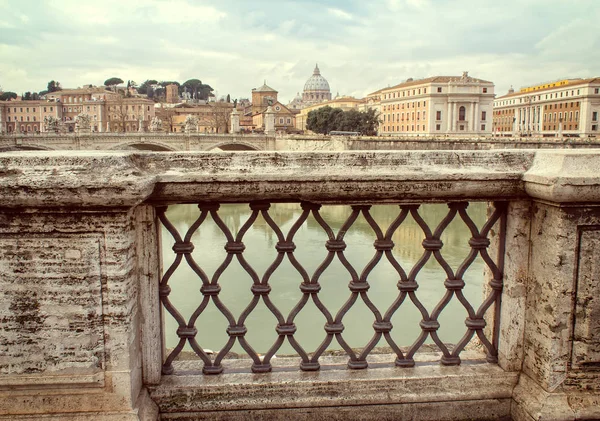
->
[22,92,40,100]
[104,77,124,87]
[137,80,158,95]
[0,92,17,101]
[47,80,61,93]
[182,79,213,100]
[306,106,380,135]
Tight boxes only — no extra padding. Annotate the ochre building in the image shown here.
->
[493,78,600,137]
[371,72,495,136]
[1,87,155,133]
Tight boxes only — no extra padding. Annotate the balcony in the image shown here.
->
[0,150,599,421]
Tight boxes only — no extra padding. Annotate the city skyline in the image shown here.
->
[1,0,599,102]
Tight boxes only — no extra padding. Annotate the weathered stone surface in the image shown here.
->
[0,209,146,418]
[571,227,600,369]
[0,150,599,420]
[160,400,512,420]
[523,150,600,202]
[2,132,600,154]
[149,360,517,415]
[497,201,531,372]
[0,151,156,208]
[0,233,104,380]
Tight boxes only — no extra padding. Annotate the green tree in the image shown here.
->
[104,77,124,89]
[182,79,202,99]
[22,92,32,100]
[47,80,61,92]
[306,106,380,135]
[198,84,213,100]
[226,94,231,103]
[137,80,158,95]
[0,92,17,101]
[359,108,380,136]
[182,79,213,100]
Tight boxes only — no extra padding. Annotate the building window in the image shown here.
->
[459,106,466,121]
[459,124,465,131]
[481,124,486,131]
[593,125,598,131]
[483,88,488,93]
[436,124,441,130]
[279,118,284,124]
[481,111,487,121]
[436,110,442,120]
[593,111,598,122]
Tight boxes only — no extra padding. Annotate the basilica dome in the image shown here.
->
[304,64,331,92]
[302,64,332,104]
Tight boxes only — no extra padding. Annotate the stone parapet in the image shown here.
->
[0,150,599,420]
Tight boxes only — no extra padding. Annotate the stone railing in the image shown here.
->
[0,150,599,421]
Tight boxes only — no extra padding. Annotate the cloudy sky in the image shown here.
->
[1,0,598,102]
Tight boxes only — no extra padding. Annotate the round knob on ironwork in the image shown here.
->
[422,239,443,251]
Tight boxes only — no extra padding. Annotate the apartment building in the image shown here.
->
[493,78,600,137]
[0,100,61,133]
[372,72,494,136]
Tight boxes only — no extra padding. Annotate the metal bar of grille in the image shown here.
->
[157,201,508,375]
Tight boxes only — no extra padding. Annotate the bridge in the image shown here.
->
[1,149,599,420]
[2,132,600,152]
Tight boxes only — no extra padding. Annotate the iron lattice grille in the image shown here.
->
[157,201,507,375]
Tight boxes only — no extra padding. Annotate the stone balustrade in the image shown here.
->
[0,150,599,420]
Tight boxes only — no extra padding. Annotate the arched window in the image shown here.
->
[459,106,466,121]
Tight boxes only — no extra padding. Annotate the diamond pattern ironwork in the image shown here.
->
[157,201,507,374]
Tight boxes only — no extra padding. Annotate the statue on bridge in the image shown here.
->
[184,114,199,134]
[75,113,91,134]
[43,115,63,134]
[138,116,145,132]
[150,117,163,132]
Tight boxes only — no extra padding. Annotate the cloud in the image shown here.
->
[0,0,598,103]
[327,7,353,20]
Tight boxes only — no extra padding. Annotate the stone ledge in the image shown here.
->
[160,399,513,421]
[523,150,600,203]
[3,150,600,207]
[512,373,600,421]
[149,361,518,414]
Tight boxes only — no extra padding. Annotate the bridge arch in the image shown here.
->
[0,144,55,152]
[109,141,178,152]
[206,141,262,151]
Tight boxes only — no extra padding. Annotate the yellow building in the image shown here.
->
[295,96,365,131]
[493,78,600,137]
[373,72,494,136]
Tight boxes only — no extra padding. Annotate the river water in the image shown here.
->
[161,202,488,356]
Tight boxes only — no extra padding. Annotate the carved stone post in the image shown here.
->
[0,153,159,420]
[264,106,276,136]
[230,109,241,134]
[510,151,600,421]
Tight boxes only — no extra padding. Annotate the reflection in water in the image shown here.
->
[161,203,489,356]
